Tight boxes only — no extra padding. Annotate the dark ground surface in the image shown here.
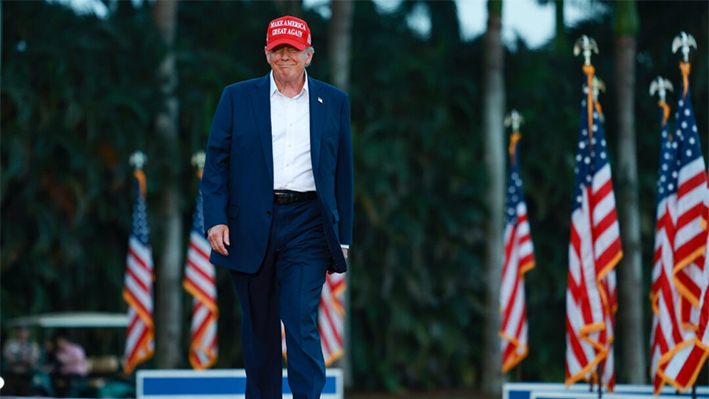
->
[347,389,496,399]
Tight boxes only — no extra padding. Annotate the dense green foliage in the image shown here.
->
[2,0,707,392]
[2,2,164,318]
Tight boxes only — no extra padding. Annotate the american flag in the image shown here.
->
[183,189,218,369]
[565,76,621,391]
[658,223,709,392]
[281,273,346,366]
[655,181,709,392]
[654,66,708,392]
[500,133,535,373]
[319,273,346,366]
[649,99,686,389]
[123,171,155,374]
[670,77,707,330]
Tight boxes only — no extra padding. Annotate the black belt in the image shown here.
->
[273,190,317,205]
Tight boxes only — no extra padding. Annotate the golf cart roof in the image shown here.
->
[7,312,129,328]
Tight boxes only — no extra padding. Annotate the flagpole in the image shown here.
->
[567,34,620,392]
[660,30,709,393]
[597,362,603,399]
[192,151,205,179]
[500,109,535,378]
[506,111,523,381]
[575,35,606,396]
[648,76,675,393]
[591,73,608,399]
[124,150,155,374]
[649,77,673,129]
[184,151,219,370]
[503,110,523,166]
[573,35,599,144]
[672,31,706,392]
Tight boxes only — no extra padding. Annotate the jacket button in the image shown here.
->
[267,211,272,216]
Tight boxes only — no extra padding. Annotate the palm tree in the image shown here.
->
[152,0,183,370]
[481,0,505,395]
[614,0,645,383]
[537,0,566,54]
[328,0,354,92]
[554,0,567,54]
[328,0,354,387]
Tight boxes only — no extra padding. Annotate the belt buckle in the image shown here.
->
[274,191,291,205]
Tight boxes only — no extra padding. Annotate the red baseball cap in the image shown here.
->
[266,16,312,51]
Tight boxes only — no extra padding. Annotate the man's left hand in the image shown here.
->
[328,248,349,275]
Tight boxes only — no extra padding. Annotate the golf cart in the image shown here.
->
[6,312,135,398]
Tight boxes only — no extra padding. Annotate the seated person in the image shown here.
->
[2,325,40,396]
[52,331,88,397]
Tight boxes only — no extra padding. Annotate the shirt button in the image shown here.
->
[289,123,293,127]
[286,163,290,167]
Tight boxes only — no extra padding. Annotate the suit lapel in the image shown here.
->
[309,76,324,179]
[253,74,273,183]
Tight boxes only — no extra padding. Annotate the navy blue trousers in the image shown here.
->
[230,198,330,399]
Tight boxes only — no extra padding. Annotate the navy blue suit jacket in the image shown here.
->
[201,74,353,274]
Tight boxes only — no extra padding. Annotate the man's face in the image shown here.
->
[17,327,29,342]
[56,337,68,350]
[265,44,312,82]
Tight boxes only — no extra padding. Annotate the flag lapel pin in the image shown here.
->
[318,97,323,103]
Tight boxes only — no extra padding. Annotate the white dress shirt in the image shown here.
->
[268,72,349,251]
[270,71,316,192]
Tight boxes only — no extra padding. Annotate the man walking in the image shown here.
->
[201,15,353,399]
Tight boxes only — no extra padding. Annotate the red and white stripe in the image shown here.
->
[566,143,622,389]
[500,202,535,373]
[184,229,218,369]
[566,177,606,385]
[319,273,346,366]
[654,76,709,390]
[673,156,707,323]
[650,183,681,385]
[123,235,155,374]
[281,321,287,359]
[599,269,616,391]
[281,274,347,366]
[656,180,709,392]
[656,265,709,392]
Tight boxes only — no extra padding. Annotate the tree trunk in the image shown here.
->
[615,34,646,385]
[153,0,183,370]
[328,0,354,388]
[554,0,567,54]
[1,0,3,113]
[481,1,505,396]
[328,0,354,93]
[614,0,645,384]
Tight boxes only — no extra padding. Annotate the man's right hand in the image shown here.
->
[207,224,230,256]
